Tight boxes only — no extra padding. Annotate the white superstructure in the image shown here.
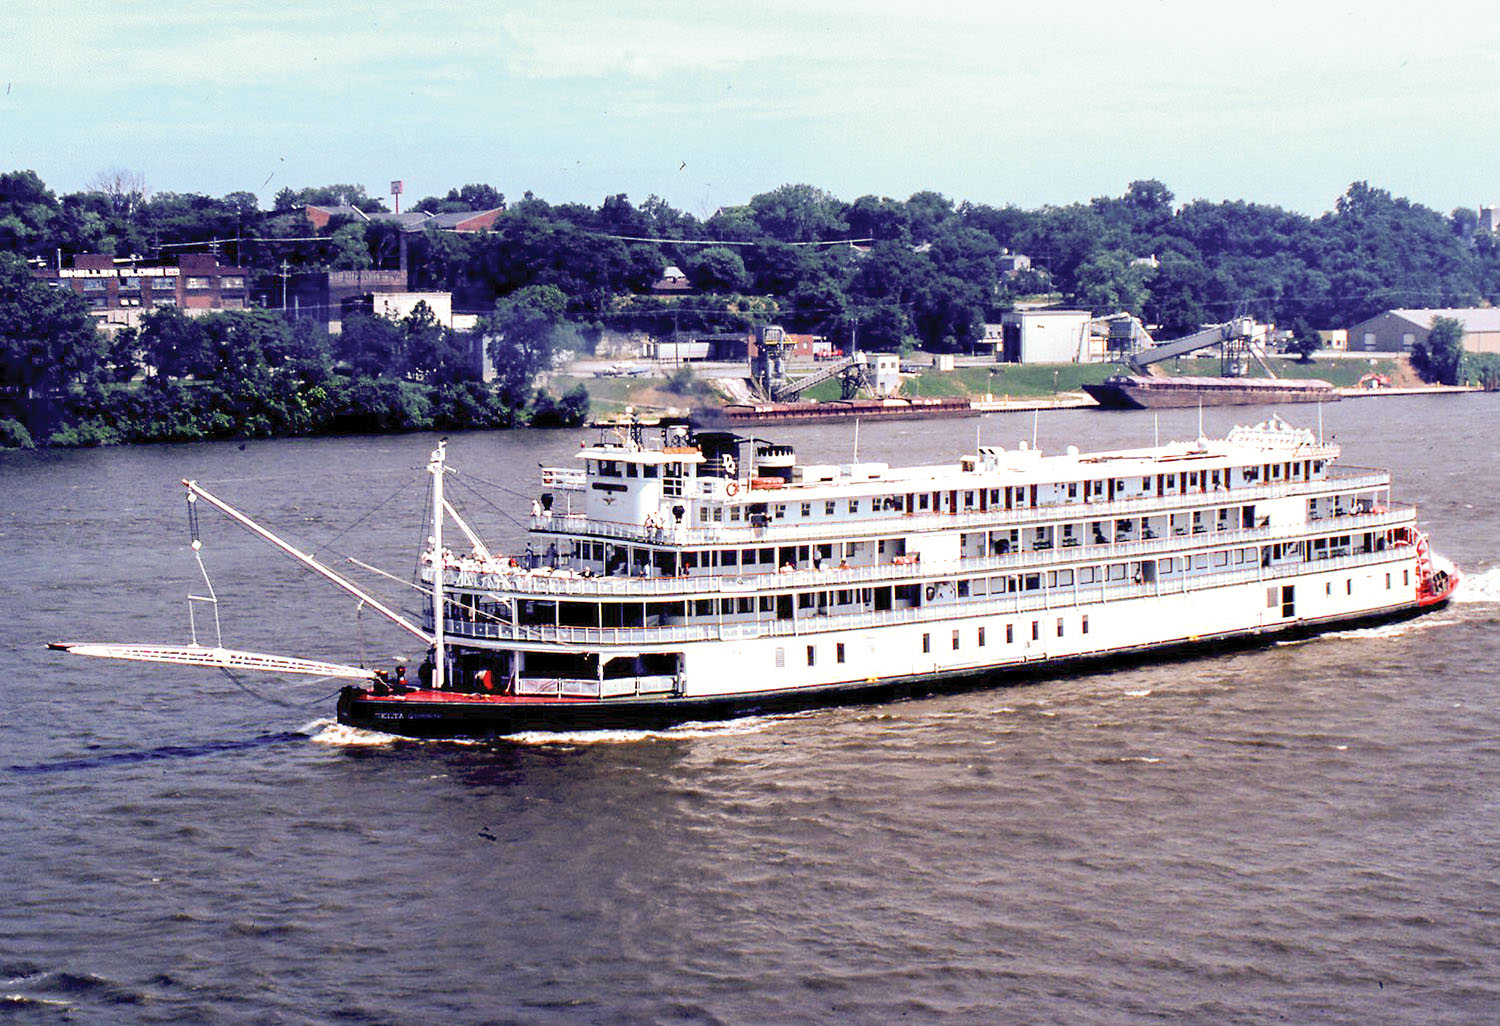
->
[419,415,1454,704]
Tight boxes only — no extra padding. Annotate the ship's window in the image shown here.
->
[825,501,836,516]
[699,508,709,523]
[712,508,723,522]
[1068,483,1078,499]
[807,645,816,667]
[957,579,970,597]
[643,464,658,478]
[952,630,960,650]
[978,626,986,647]
[775,647,785,668]
[1159,558,1173,573]
[1081,616,1089,634]
[1056,618,1065,637]
[722,550,738,567]
[801,502,811,517]
[759,596,773,612]
[1266,587,1279,608]
[627,463,638,478]
[922,633,931,653]
[848,499,860,514]
[774,505,785,519]
[1213,551,1228,566]
[1386,573,1391,589]
[1031,621,1040,641]
[695,599,713,616]
[730,506,741,521]
[1404,570,1410,587]
[836,643,846,664]
[1006,624,1014,644]
[1346,579,1353,595]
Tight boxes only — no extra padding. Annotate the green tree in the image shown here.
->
[338,312,407,378]
[480,285,567,411]
[405,302,474,384]
[1071,251,1152,316]
[748,184,849,243]
[0,170,61,257]
[1412,315,1465,384]
[139,307,211,379]
[1285,318,1322,362]
[272,184,389,213]
[685,246,749,292]
[327,222,373,269]
[0,252,106,395]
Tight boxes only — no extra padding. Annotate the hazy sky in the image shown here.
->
[5,1,1496,219]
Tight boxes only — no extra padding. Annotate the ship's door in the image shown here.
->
[776,594,794,620]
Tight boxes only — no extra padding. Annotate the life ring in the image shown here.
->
[925,585,936,601]
[726,481,739,496]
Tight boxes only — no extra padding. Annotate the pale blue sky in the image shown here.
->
[4,0,1496,218]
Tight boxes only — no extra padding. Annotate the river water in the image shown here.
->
[3,396,1498,1024]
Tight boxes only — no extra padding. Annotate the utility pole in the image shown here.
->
[279,260,290,312]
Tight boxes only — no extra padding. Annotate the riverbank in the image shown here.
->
[549,353,1475,420]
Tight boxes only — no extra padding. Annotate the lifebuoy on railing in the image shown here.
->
[726,481,739,496]
[924,585,936,601]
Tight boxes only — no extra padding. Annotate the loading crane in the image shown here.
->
[1127,317,1278,378]
[769,352,870,401]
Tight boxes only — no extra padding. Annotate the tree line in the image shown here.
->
[3,169,1499,445]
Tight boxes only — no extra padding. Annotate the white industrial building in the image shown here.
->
[997,309,1096,363]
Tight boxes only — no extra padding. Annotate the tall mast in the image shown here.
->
[429,440,447,691]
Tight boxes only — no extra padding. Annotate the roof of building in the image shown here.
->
[305,205,504,233]
[1383,307,1500,332]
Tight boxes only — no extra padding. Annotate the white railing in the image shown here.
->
[438,544,1418,646]
[539,466,586,491]
[526,470,1394,547]
[436,503,1416,599]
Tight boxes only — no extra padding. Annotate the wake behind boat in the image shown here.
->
[55,415,1459,739]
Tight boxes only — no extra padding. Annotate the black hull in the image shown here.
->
[336,599,1443,740]
[1083,377,1339,410]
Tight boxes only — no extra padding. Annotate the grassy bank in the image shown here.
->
[556,356,1414,416]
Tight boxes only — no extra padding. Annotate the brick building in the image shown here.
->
[32,253,251,332]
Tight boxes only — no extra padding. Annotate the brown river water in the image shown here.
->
[3,395,1497,1024]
